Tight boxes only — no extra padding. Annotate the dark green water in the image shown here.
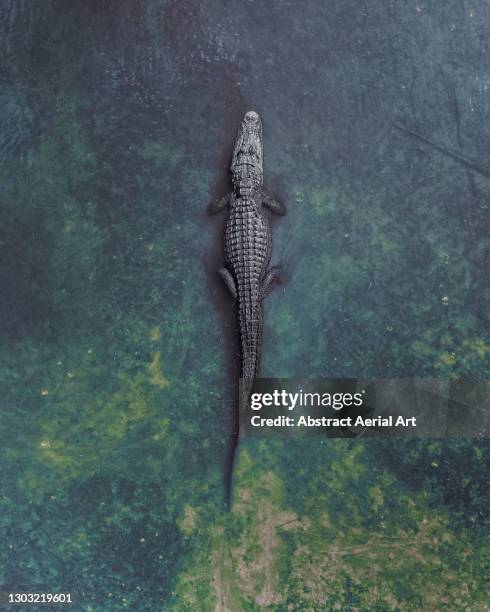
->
[1,1,489,609]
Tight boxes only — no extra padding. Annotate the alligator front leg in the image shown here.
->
[260,265,281,299]
[218,267,237,299]
[261,188,286,215]
[207,193,231,214]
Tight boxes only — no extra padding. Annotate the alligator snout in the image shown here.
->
[245,111,260,122]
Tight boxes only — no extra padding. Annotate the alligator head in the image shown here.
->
[231,111,263,193]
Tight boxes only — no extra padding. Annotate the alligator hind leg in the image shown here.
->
[260,266,281,299]
[218,267,237,299]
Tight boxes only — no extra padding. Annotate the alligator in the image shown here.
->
[208,111,285,504]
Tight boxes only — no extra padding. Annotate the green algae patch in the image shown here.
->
[170,441,490,610]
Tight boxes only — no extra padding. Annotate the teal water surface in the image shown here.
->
[1,1,489,609]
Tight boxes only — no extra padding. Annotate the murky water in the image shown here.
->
[1,1,489,609]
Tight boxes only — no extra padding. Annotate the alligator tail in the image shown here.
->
[224,297,262,509]
[240,297,263,406]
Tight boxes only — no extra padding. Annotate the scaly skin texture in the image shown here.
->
[208,111,285,504]
[209,110,285,387]
[225,190,269,381]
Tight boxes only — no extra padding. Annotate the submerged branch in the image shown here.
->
[393,122,490,179]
